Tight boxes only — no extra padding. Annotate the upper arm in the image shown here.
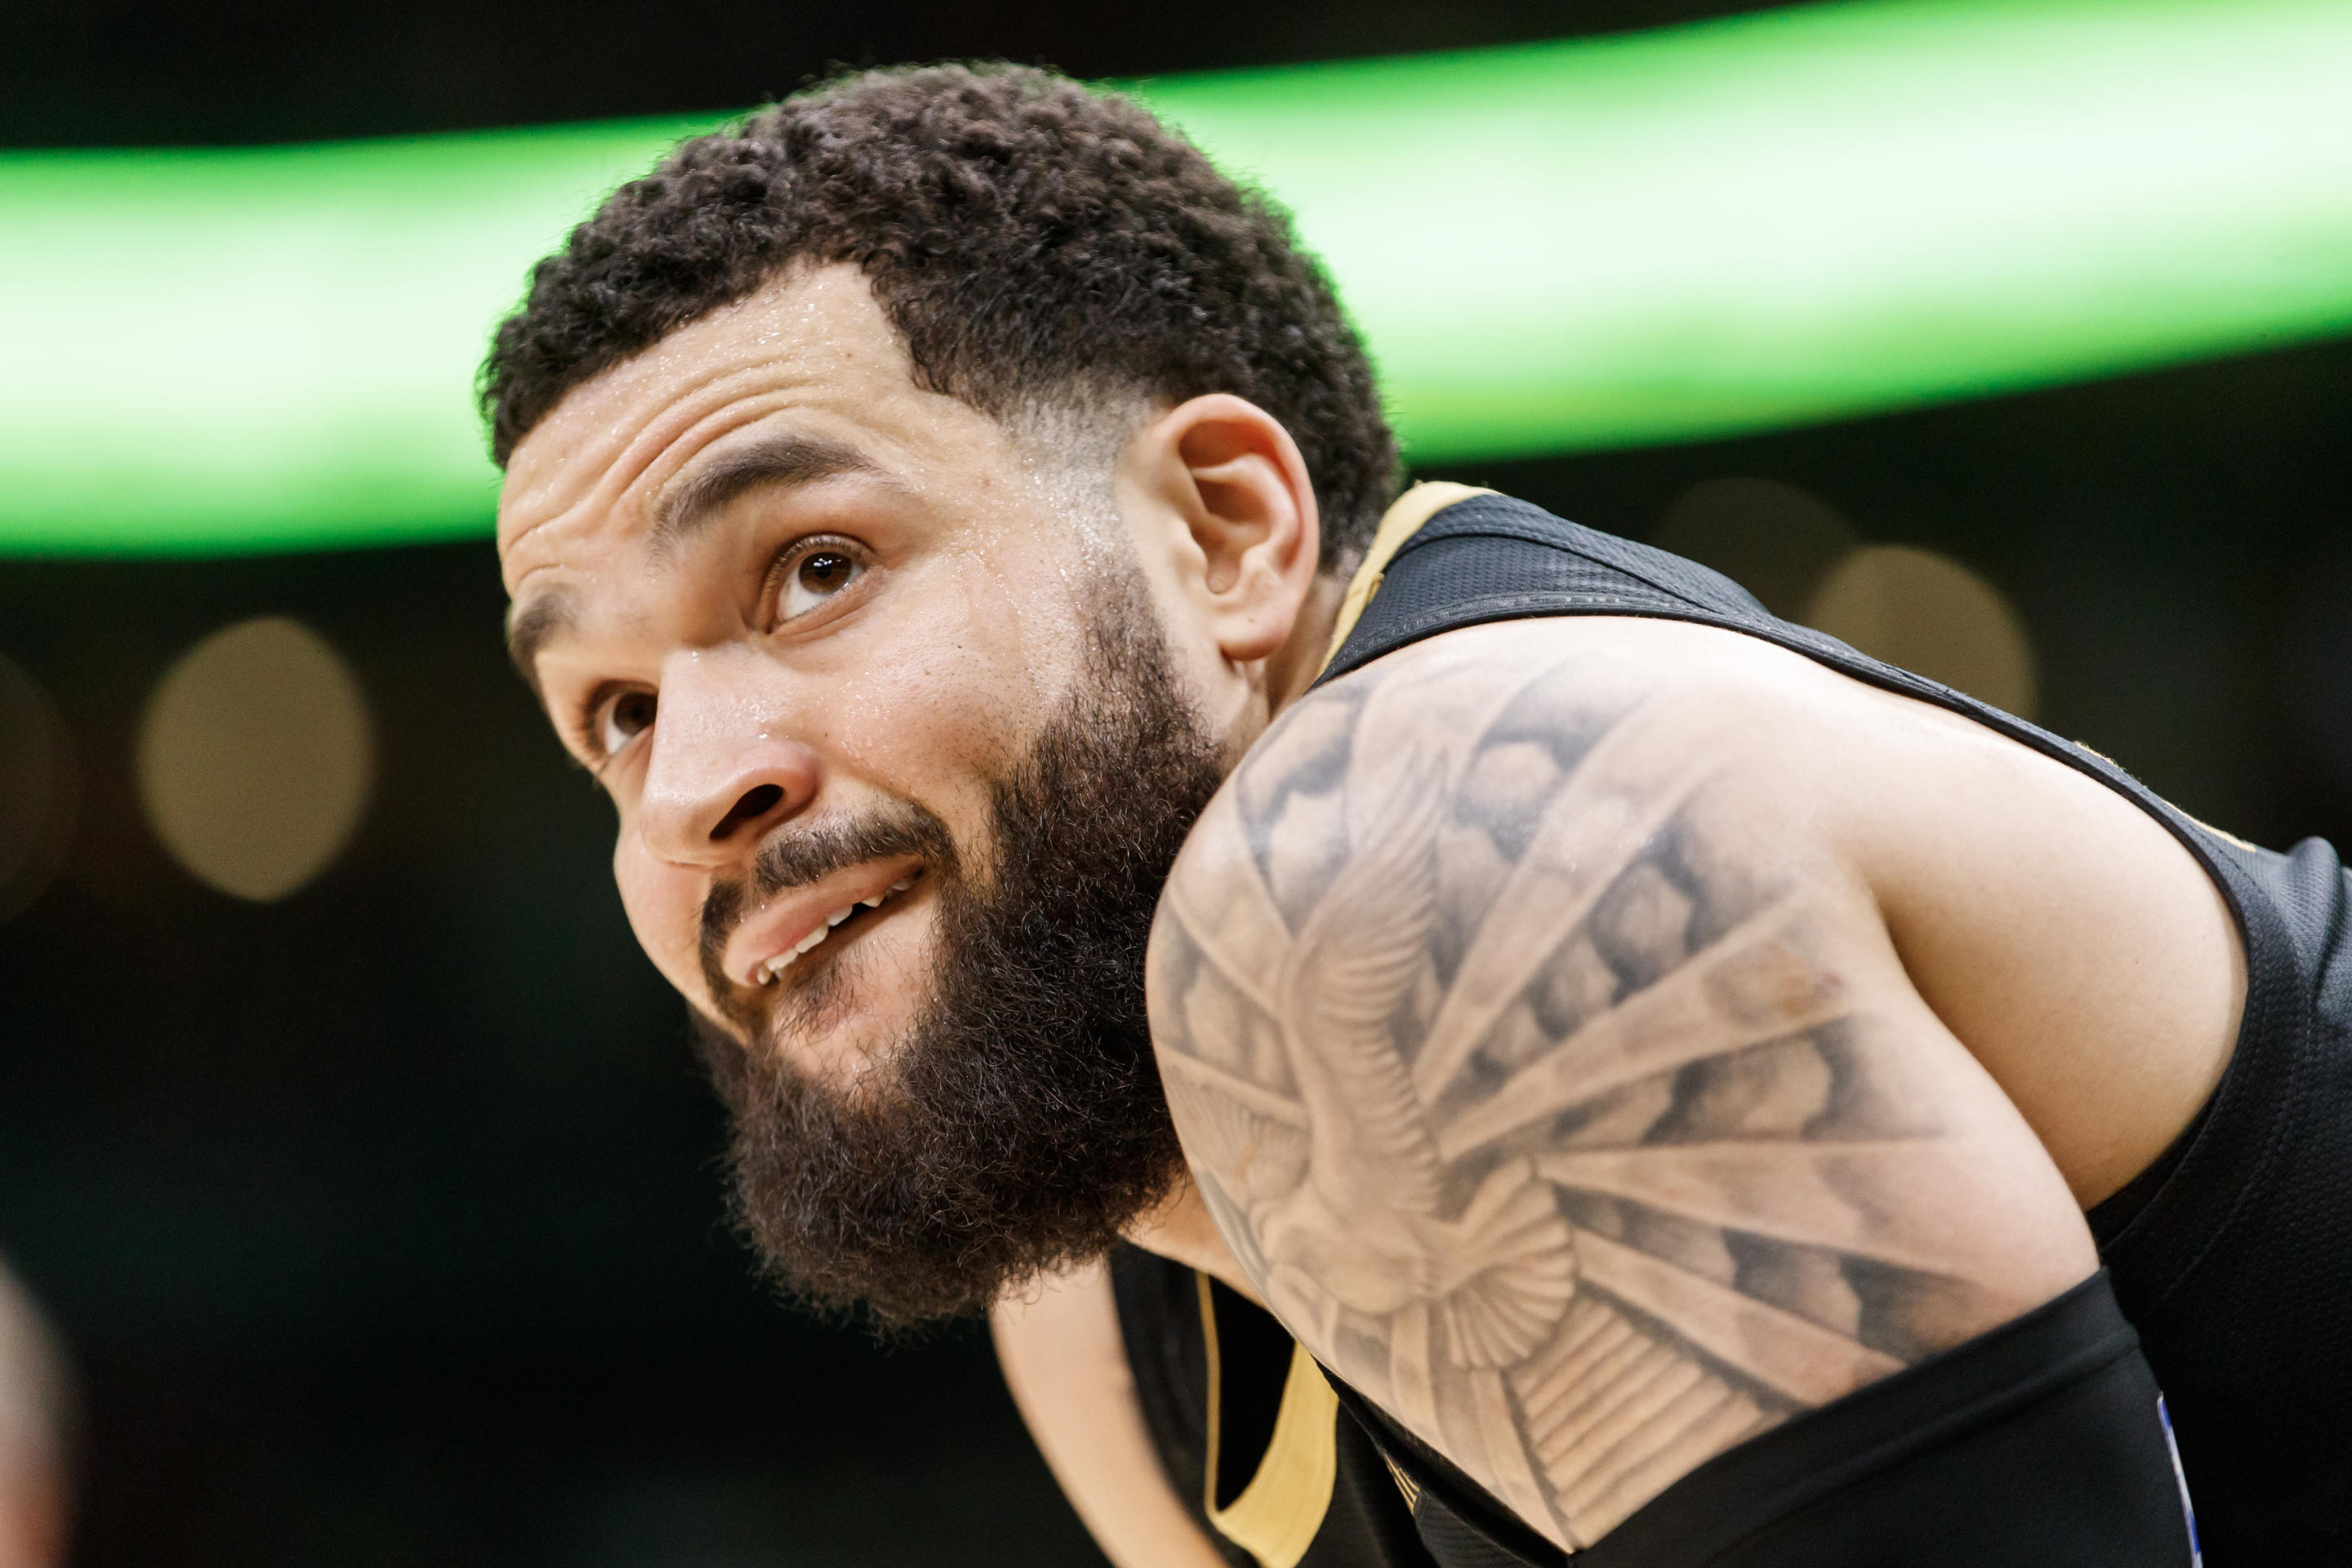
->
[1144,621,2096,1551]
[1825,684,2243,1205]
[991,1261,1233,1568]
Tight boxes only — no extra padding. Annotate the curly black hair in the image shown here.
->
[480,64,1399,572]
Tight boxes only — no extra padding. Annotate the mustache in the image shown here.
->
[697,803,956,1003]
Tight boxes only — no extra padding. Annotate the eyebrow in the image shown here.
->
[504,586,576,697]
[504,432,889,695]
[649,431,884,557]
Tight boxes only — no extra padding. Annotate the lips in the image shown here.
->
[723,863,926,991]
[751,873,920,985]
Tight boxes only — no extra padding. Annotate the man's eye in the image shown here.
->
[597,689,657,756]
[781,548,865,621]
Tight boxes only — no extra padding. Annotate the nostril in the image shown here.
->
[713,782,785,840]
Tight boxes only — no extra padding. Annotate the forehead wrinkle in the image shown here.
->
[500,348,818,564]
[648,430,889,562]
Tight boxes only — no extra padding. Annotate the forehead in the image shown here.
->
[496,265,985,595]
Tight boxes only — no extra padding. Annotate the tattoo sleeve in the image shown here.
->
[1146,646,2069,1549]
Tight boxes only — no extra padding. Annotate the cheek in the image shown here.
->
[613,826,710,1005]
[819,573,1063,795]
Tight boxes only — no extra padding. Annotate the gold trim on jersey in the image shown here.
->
[1197,1272,1342,1568]
[1320,482,1498,675]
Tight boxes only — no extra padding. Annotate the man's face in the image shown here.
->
[503,265,1113,1081]
[497,265,1227,1318]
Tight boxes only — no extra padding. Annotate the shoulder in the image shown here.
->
[1176,616,1860,922]
[1143,612,2105,1549]
[1160,608,2239,1211]
[1148,620,1893,1193]
[1170,614,2239,1209]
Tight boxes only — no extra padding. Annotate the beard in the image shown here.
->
[688,572,1227,1326]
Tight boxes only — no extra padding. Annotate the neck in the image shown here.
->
[1254,483,1494,727]
[1123,1175,1266,1307]
[1262,570,1349,721]
[1139,578,1343,1302]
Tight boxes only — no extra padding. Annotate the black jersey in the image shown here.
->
[1113,1249,2192,1567]
[1114,488,2352,1564]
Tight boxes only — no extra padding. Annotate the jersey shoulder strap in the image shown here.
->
[1316,484,1771,689]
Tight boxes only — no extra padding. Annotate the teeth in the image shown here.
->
[751,873,922,987]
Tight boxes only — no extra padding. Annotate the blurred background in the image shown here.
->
[3,0,2350,1563]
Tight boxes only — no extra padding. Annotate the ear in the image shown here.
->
[1127,394,1322,665]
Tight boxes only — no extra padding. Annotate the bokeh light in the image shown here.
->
[0,652,76,924]
[136,617,374,902]
[1655,476,1858,619]
[1804,545,2038,719]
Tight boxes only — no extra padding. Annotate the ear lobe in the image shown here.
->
[1151,394,1322,665]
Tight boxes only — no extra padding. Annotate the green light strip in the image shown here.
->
[4,0,2350,556]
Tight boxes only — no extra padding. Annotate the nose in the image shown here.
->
[633,651,818,869]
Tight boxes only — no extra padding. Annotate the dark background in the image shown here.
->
[4,2,2350,1565]
[4,0,1797,148]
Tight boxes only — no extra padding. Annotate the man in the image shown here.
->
[484,65,2346,1564]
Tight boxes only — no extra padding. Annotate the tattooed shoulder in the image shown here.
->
[1145,630,2095,1550]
